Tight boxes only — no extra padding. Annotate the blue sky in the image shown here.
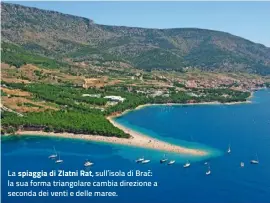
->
[8,1,270,47]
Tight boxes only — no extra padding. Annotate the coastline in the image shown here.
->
[7,130,208,156]
[3,93,254,157]
[135,100,252,110]
[112,95,253,118]
[104,94,254,156]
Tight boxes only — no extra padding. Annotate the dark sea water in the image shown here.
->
[2,89,270,203]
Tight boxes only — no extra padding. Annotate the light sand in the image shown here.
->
[7,96,253,157]
[107,117,207,155]
[12,128,207,156]
[103,98,253,155]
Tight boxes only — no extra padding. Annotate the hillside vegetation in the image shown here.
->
[1,3,270,75]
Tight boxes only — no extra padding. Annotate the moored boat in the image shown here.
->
[227,144,231,154]
[160,154,168,163]
[183,160,191,168]
[206,166,211,175]
[136,157,144,163]
[55,153,63,164]
[250,154,259,164]
[240,162,245,168]
[168,160,175,165]
[142,160,150,164]
[84,160,94,167]
[250,160,259,164]
[48,146,57,159]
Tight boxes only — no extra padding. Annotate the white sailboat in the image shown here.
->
[55,152,63,164]
[48,146,57,159]
[250,154,259,164]
[183,160,191,168]
[206,166,211,175]
[160,154,168,163]
[136,157,144,163]
[167,160,175,165]
[84,160,94,167]
[227,144,231,154]
[141,159,151,164]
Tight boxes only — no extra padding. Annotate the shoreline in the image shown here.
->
[104,95,254,156]
[6,130,208,156]
[112,96,253,118]
[3,94,254,157]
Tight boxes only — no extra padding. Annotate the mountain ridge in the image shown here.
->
[2,2,269,47]
[1,2,270,75]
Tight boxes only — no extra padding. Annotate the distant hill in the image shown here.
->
[2,3,270,75]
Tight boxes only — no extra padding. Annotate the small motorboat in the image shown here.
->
[167,160,175,165]
[206,165,211,175]
[160,154,168,163]
[183,160,191,168]
[160,159,168,163]
[227,144,231,154]
[206,168,211,175]
[250,160,259,164]
[250,154,259,164]
[141,160,150,164]
[136,157,144,163]
[48,154,57,159]
[240,162,244,168]
[84,160,94,167]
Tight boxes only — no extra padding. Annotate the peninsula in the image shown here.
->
[14,128,207,156]
[1,3,270,157]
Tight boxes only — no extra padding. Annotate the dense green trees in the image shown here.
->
[3,83,107,113]
[1,42,69,69]
[1,81,251,137]
[130,48,184,71]
[2,111,129,138]
[191,88,251,103]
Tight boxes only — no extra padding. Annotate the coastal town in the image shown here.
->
[1,62,269,115]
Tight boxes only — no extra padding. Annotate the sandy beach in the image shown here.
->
[6,96,254,157]
[102,98,253,155]
[13,128,207,156]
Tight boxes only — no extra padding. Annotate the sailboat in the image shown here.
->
[206,166,211,175]
[55,152,63,164]
[167,160,175,165]
[84,160,94,167]
[250,154,259,164]
[48,146,57,159]
[183,160,191,168]
[240,162,245,168]
[160,154,168,163]
[227,144,231,154]
[136,156,144,163]
[141,159,151,164]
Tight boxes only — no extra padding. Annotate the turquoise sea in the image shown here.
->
[1,89,270,203]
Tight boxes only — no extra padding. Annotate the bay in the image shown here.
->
[2,89,270,203]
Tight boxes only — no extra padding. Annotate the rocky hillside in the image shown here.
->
[2,3,270,75]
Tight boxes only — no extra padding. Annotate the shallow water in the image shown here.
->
[2,89,270,203]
